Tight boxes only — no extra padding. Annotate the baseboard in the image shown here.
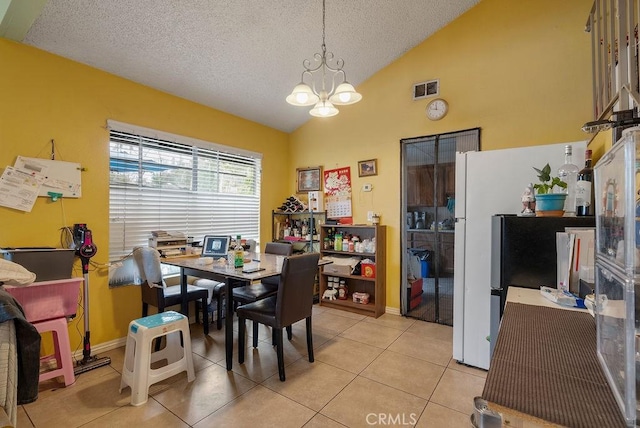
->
[72,336,127,360]
[385,306,400,316]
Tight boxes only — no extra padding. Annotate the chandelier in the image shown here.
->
[286,0,362,117]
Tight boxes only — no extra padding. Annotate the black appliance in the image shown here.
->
[491,214,596,313]
[488,214,595,358]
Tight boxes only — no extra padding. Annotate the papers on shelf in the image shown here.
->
[150,230,185,238]
[556,228,595,294]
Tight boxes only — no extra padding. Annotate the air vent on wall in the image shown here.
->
[413,79,439,100]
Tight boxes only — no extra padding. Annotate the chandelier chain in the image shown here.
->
[321,0,326,54]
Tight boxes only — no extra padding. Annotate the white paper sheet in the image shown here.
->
[0,166,46,212]
[15,156,82,198]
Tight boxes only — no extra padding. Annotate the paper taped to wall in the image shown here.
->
[15,156,82,198]
[0,166,46,212]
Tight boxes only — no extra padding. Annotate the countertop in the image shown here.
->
[482,287,625,427]
[505,286,587,312]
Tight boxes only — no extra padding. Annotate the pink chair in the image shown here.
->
[33,317,75,386]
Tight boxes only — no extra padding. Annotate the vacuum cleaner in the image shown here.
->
[72,223,111,374]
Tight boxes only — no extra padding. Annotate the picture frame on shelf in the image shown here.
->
[358,159,377,177]
[297,166,322,193]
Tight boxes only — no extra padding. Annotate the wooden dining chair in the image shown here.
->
[237,252,320,381]
[132,247,210,334]
[232,242,293,345]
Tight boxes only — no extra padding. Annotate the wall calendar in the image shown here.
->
[323,166,353,224]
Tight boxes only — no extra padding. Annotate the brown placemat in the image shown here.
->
[482,303,626,428]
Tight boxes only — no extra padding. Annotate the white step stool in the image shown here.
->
[119,311,195,406]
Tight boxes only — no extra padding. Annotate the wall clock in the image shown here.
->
[426,98,448,121]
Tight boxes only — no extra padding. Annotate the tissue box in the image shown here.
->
[361,262,376,278]
[322,255,360,275]
[352,292,370,304]
[323,264,353,275]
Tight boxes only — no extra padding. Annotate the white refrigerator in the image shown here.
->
[452,141,587,370]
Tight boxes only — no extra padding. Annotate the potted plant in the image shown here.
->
[532,163,567,216]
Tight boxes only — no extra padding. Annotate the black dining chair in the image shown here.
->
[132,247,210,334]
[237,252,320,381]
[232,242,293,345]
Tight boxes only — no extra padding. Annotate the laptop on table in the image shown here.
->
[201,235,230,258]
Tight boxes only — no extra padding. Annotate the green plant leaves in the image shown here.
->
[533,164,551,182]
[532,163,566,194]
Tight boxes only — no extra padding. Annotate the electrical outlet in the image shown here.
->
[367,211,374,221]
[363,184,372,192]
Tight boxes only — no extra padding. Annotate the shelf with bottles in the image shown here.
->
[319,224,386,318]
[272,210,325,252]
[320,225,378,253]
[320,249,376,258]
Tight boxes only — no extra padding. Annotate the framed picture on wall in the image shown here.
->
[358,159,377,177]
[297,166,322,193]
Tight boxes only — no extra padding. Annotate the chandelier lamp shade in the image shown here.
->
[286,0,362,117]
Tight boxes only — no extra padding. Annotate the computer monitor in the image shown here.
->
[201,235,230,258]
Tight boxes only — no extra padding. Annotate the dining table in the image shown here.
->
[162,252,328,371]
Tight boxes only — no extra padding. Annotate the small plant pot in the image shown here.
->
[535,193,566,216]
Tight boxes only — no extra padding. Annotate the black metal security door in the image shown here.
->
[401,128,479,324]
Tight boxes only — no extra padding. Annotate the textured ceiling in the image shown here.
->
[21,0,479,132]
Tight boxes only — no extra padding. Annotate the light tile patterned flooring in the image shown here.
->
[17,305,486,427]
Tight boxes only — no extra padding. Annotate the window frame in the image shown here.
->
[107,120,262,265]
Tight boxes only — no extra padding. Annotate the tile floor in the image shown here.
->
[17,305,487,427]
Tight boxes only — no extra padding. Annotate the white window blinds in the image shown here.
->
[108,122,261,261]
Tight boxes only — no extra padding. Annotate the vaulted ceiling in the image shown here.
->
[1,0,480,132]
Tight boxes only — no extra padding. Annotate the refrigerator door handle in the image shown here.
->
[454,152,467,219]
[453,218,466,361]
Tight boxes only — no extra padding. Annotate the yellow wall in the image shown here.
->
[0,38,288,346]
[0,0,599,348]
[290,0,595,309]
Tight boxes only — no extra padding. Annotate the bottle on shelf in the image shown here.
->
[334,233,343,251]
[576,149,594,216]
[558,144,579,216]
[342,235,350,252]
[284,218,291,237]
[234,234,244,268]
[337,280,348,300]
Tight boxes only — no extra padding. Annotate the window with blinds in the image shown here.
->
[108,125,261,262]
